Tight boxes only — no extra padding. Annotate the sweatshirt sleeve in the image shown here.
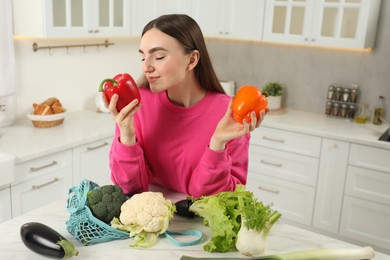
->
[189,133,250,197]
[109,125,150,195]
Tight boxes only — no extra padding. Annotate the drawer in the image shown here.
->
[246,173,315,225]
[11,168,72,217]
[249,146,319,186]
[340,196,390,251]
[251,127,321,157]
[346,166,390,206]
[14,150,72,184]
[349,144,390,173]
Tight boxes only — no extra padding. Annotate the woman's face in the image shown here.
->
[139,28,192,93]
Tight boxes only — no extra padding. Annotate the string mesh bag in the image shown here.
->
[66,179,129,246]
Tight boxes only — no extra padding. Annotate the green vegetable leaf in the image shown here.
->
[189,185,281,253]
[131,231,158,248]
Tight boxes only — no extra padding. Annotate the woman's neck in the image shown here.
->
[167,79,206,107]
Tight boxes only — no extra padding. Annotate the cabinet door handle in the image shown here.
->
[86,142,109,151]
[32,178,59,190]
[262,136,285,143]
[258,185,280,194]
[93,29,99,33]
[260,160,282,167]
[30,161,58,172]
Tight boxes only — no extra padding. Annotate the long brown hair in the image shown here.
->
[138,14,225,94]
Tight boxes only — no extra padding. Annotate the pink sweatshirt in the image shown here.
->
[109,88,250,197]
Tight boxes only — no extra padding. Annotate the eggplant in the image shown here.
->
[175,199,195,218]
[20,222,78,259]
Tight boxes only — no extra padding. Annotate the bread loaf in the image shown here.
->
[33,97,65,115]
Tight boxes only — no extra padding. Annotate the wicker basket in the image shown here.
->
[27,112,66,128]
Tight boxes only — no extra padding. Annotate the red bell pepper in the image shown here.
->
[99,73,141,112]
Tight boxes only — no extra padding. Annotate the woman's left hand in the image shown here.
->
[209,98,266,151]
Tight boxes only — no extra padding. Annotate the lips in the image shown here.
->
[147,76,159,83]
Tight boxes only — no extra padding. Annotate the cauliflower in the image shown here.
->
[111,191,176,248]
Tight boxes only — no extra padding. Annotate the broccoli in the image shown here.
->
[87,185,128,224]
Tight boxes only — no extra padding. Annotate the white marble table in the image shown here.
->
[1,198,389,260]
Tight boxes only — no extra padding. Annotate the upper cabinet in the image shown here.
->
[191,0,265,41]
[262,0,382,49]
[12,0,131,38]
[130,0,192,36]
[12,0,381,49]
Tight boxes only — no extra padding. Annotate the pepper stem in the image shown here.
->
[99,78,117,92]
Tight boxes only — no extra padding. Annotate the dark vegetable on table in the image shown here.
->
[20,222,78,259]
[99,73,141,112]
[87,184,128,224]
[175,199,195,218]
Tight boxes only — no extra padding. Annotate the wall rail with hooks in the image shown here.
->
[32,40,114,54]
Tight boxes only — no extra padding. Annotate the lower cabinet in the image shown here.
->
[340,145,390,252]
[247,172,315,225]
[11,150,73,217]
[248,127,390,253]
[8,136,114,219]
[0,186,12,222]
[313,139,349,233]
[72,137,113,186]
[248,127,320,225]
[340,196,390,250]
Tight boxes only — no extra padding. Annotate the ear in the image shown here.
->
[187,50,200,71]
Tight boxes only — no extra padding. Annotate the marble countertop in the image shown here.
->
[0,109,388,165]
[1,198,389,260]
[263,109,390,150]
[0,110,114,164]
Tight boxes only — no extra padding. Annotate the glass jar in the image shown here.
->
[327,86,334,100]
[325,101,332,115]
[350,88,358,103]
[332,103,340,116]
[347,105,356,118]
[342,88,350,102]
[354,103,370,123]
[335,87,343,101]
[340,103,348,117]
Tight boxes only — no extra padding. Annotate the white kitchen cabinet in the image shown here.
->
[250,126,322,157]
[313,138,349,233]
[248,127,321,225]
[73,137,113,186]
[12,0,131,38]
[340,196,390,251]
[247,171,316,225]
[263,0,382,49]
[130,0,192,36]
[191,0,265,41]
[11,150,73,217]
[339,144,390,251]
[249,145,319,186]
[0,186,12,223]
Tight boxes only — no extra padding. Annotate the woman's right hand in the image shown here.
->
[102,93,141,146]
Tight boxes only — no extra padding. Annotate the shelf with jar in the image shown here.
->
[325,83,360,119]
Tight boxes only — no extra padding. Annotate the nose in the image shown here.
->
[142,59,154,74]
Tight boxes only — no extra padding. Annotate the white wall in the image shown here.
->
[13,37,142,118]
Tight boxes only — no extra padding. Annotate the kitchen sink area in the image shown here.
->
[0,151,14,187]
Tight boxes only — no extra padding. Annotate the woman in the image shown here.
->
[104,14,266,197]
